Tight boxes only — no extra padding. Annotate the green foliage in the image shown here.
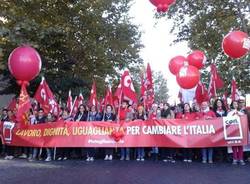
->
[0,0,143,100]
[153,71,169,103]
[160,0,250,94]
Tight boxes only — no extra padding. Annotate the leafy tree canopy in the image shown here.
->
[0,0,143,100]
[159,0,250,94]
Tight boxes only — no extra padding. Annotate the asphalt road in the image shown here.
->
[0,159,250,184]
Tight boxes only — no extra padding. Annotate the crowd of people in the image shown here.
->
[0,97,250,166]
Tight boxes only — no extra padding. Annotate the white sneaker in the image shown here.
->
[104,155,109,161]
[4,156,9,160]
[86,157,90,162]
[232,159,237,165]
[202,160,207,164]
[19,154,27,159]
[170,159,175,163]
[239,160,246,165]
[183,159,188,162]
[57,157,62,161]
[141,158,145,161]
[8,156,14,160]
[45,157,52,162]
[63,157,68,160]
[136,158,140,161]
[108,155,113,161]
[89,157,94,162]
[187,159,192,163]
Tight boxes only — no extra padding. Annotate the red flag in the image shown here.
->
[78,93,84,105]
[231,77,240,101]
[67,90,73,112]
[145,63,154,108]
[99,97,105,112]
[195,82,209,104]
[222,92,229,110]
[7,97,17,111]
[208,64,224,98]
[113,82,122,109]
[88,81,98,107]
[146,63,154,89]
[34,77,59,116]
[104,86,114,107]
[70,92,84,115]
[71,96,79,116]
[211,64,224,89]
[121,69,137,104]
[16,84,31,125]
[208,78,216,99]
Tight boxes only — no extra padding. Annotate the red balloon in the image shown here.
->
[150,0,175,12]
[176,65,200,89]
[8,46,42,82]
[157,4,168,12]
[187,50,206,69]
[222,31,250,59]
[169,56,187,75]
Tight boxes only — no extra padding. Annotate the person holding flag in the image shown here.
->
[119,100,133,161]
[116,69,137,161]
[34,77,60,118]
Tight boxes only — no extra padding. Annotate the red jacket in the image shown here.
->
[182,112,198,120]
[175,112,183,119]
[198,110,216,119]
[119,108,130,121]
[149,112,157,119]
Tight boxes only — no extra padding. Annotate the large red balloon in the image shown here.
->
[8,46,42,82]
[187,50,206,69]
[222,31,250,59]
[176,65,200,89]
[169,56,187,75]
[149,0,175,12]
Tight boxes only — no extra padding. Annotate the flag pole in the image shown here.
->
[70,96,77,116]
[117,87,123,124]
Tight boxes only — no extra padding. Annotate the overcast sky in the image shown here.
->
[129,1,190,104]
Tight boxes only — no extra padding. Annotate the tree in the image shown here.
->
[158,0,250,94]
[0,0,143,100]
[153,71,169,103]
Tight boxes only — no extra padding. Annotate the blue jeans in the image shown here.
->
[121,148,130,158]
[152,147,159,154]
[201,148,213,161]
[33,148,51,159]
[137,148,144,158]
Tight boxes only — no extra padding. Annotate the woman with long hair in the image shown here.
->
[228,100,245,165]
